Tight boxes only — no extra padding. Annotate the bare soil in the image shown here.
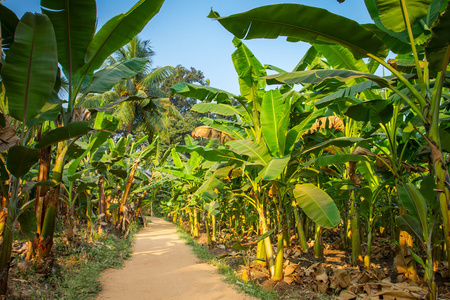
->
[97,217,252,300]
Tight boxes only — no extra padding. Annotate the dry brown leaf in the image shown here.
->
[191,126,234,144]
[0,116,19,152]
[72,107,91,122]
[373,290,420,300]
[284,264,297,276]
[283,275,295,285]
[338,290,358,300]
[303,116,344,136]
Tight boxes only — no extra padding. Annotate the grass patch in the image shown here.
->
[10,223,140,299]
[176,226,278,300]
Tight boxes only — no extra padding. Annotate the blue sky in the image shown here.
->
[4,1,373,94]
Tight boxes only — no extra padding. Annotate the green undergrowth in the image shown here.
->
[175,225,278,300]
[10,223,140,300]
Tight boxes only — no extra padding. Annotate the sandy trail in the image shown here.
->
[97,217,251,300]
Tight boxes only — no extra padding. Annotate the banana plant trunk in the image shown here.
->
[255,195,275,277]
[36,142,68,259]
[0,177,20,295]
[98,175,106,223]
[349,191,362,266]
[119,158,141,232]
[293,203,308,252]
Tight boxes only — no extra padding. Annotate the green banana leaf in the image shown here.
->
[405,183,429,237]
[285,108,326,154]
[307,154,370,167]
[364,0,433,42]
[88,95,148,113]
[314,45,370,73]
[0,158,9,181]
[41,0,96,73]
[300,137,366,155]
[374,0,432,33]
[192,103,245,117]
[294,46,319,71]
[345,99,394,125]
[256,155,290,181]
[293,183,340,229]
[0,4,19,49]
[26,93,63,126]
[195,167,230,200]
[231,37,266,104]
[18,209,37,242]
[261,90,289,157]
[6,145,40,178]
[171,148,184,169]
[176,145,243,163]
[171,82,236,104]
[396,214,424,245]
[201,118,248,141]
[80,0,164,76]
[36,121,90,149]
[425,4,450,72]
[209,4,387,59]
[264,69,392,87]
[363,24,412,55]
[314,81,379,108]
[227,140,271,166]
[81,58,148,94]
[2,13,58,122]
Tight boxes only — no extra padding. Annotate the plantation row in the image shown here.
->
[162,2,450,300]
[0,0,449,299]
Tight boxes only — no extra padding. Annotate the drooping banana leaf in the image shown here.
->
[191,103,245,117]
[227,140,271,166]
[81,58,148,94]
[345,99,394,125]
[26,93,64,126]
[264,69,392,87]
[208,4,387,59]
[35,121,90,149]
[176,145,244,163]
[293,183,341,229]
[171,82,236,104]
[6,145,40,178]
[306,154,371,167]
[299,137,366,155]
[314,81,380,108]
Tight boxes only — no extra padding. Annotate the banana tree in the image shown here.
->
[173,38,346,281]
[209,1,449,297]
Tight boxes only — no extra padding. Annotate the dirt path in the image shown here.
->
[97,217,252,300]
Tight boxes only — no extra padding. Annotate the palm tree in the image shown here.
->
[84,36,180,141]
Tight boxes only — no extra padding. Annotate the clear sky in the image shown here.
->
[4,0,372,95]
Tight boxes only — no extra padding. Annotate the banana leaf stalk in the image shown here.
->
[350,191,362,266]
[314,225,323,259]
[292,202,308,252]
